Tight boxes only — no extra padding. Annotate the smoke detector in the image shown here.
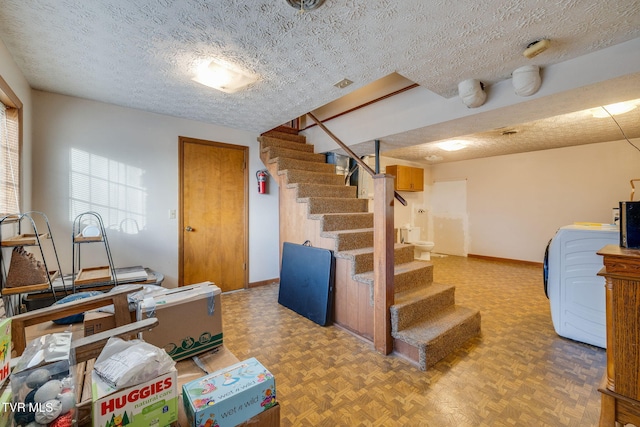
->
[523,39,550,59]
[286,0,326,11]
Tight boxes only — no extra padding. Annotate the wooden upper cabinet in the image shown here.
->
[386,165,424,192]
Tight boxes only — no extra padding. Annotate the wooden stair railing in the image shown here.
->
[306,112,401,355]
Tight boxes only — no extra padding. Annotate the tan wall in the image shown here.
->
[431,139,638,262]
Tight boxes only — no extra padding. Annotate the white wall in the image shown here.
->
[359,156,432,239]
[0,38,33,212]
[431,139,639,262]
[430,179,468,256]
[31,91,280,288]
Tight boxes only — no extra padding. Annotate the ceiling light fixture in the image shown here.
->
[458,79,487,108]
[193,60,257,93]
[286,0,326,12]
[512,65,542,97]
[591,101,638,118]
[438,140,468,151]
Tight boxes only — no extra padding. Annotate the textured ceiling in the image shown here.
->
[1,1,640,161]
[380,97,640,164]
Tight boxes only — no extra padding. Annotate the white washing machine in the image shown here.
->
[544,224,619,348]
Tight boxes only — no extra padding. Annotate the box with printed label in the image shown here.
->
[0,318,10,389]
[137,282,223,361]
[0,383,11,427]
[92,367,178,427]
[182,357,276,427]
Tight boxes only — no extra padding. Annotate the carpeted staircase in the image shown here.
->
[259,128,480,370]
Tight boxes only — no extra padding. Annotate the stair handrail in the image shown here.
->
[307,112,407,206]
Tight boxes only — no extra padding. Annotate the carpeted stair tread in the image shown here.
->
[292,183,357,199]
[263,146,326,163]
[321,228,373,251]
[260,136,314,153]
[321,227,372,237]
[338,244,416,275]
[280,169,345,186]
[315,212,374,231]
[337,243,415,260]
[353,260,432,286]
[393,282,455,307]
[391,283,457,331]
[261,130,306,143]
[393,305,481,370]
[352,260,435,305]
[273,157,336,174]
[305,197,369,214]
[392,261,434,293]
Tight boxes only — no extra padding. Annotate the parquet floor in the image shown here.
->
[220,255,606,426]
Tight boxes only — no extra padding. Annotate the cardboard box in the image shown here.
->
[137,283,223,361]
[84,309,137,336]
[0,383,11,427]
[238,403,280,427]
[0,318,10,389]
[92,367,178,427]
[176,347,280,427]
[182,357,276,427]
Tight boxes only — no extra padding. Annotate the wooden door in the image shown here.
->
[179,137,247,291]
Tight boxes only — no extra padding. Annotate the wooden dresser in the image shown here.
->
[597,244,640,426]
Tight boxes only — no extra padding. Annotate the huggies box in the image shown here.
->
[91,367,178,427]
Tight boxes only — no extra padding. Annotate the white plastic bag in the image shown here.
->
[93,337,175,390]
[10,333,76,426]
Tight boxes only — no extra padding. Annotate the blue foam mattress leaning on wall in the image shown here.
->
[278,241,335,326]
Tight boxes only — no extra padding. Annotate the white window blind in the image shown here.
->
[0,101,20,214]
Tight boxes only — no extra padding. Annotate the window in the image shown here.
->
[69,148,147,233]
[0,75,22,215]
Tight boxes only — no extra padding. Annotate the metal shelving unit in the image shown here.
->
[71,211,118,292]
[0,211,67,315]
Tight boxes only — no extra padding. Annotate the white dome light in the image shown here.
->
[591,102,637,118]
[458,79,487,108]
[438,140,468,151]
[193,60,257,93]
[512,65,542,97]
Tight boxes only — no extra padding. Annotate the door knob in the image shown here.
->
[185,226,193,232]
